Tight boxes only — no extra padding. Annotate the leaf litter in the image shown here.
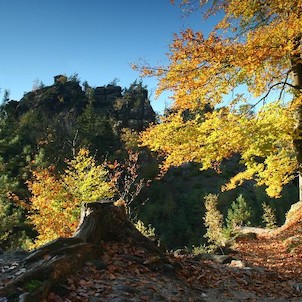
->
[1,225,302,301]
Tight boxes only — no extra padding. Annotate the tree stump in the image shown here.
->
[0,200,162,301]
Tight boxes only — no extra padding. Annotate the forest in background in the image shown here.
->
[2,1,302,300]
[0,74,299,252]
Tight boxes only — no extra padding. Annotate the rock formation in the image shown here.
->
[8,75,155,132]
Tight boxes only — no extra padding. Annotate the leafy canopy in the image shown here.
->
[137,0,302,197]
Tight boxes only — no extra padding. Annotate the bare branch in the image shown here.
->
[248,79,294,114]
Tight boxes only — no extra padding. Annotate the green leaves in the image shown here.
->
[28,149,115,248]
[203,194,225,246]
[226,194,251,230]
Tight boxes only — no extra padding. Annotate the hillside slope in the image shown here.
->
[1,202,302,301]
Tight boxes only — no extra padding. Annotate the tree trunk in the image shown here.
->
[291,40,302,202]
[73,201,162,254]
[0,200,162,301]
[294,107,302,202]
[294,110,302,202]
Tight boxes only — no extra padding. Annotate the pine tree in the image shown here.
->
[226,195,251,231]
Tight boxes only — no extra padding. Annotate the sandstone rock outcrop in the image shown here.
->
[11,75,155,132]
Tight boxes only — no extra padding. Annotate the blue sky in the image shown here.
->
[0,0,213,113]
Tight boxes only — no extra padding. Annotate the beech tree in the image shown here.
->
[137,0,302,199]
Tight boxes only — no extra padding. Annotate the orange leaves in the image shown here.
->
[27,169,73,247]
[136,0,302,198]
[162,31,238,110]
[27,148,114,248]
[137,0,302,109]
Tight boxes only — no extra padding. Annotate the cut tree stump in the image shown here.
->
[0,200,162,301]
[73,200,162,254]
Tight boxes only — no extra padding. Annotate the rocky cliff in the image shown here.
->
[9,75,155,132]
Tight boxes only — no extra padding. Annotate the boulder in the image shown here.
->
[285,201,302,225]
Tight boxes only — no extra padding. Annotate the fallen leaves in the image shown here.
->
[47,242,205,301]
[44,233,302,301]
[2,226,302,301]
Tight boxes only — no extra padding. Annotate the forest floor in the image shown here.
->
[2,222,302,301]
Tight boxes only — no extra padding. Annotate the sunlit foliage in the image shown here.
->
[203,194,225,246]
[28,149,114,248]
[141,103,296,197]
[226,194,251,230]
[137,0,302,197]
[262,202,277,229]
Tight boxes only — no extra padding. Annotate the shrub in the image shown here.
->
[28,149,115,248]
[262,202,277,229]
[203,194,225,247]
[226,194,251,231]
[192,243,209,255]
[134,219,155,238]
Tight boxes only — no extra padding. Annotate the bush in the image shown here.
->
[203,194,225,247]
[192,243,209,255]
[134,219,156,238]
[226,194,251,231]
[27,149,115,248]
[262,202,277,229]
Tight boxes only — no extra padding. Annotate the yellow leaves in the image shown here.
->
[141,103,297,198]
[258,151,297,197]
[226,0,262,21]
[140,113,200,169]
[225,103,297,197]
[141,109,245,171]
[216,17,231,30]
[137,0,302,199]
[28,148,114,248]
[223,169,256,192]
[136,0,302,110]
[64,149,114,203]
[27,169,73,248]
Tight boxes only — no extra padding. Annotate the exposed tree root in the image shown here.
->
[0,200,162,301]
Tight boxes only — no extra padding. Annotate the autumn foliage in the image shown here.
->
[27,149,114,247]
[137,0,302,198]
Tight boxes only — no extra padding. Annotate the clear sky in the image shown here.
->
[0,0,213,114]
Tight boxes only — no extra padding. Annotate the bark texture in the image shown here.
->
[291,39,302,201]
[293,106,302,202]
[0,200,162,301]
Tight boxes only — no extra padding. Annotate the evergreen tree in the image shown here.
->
[262,202,277,229]
[226,195,251,230]
[203,194,225,247]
